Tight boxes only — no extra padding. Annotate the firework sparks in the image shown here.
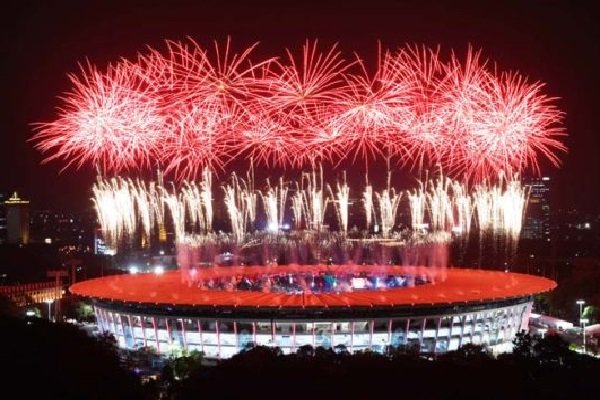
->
[363,181,374,230]
[34,62,166,173]
[89,169,527,256]
[33,41,565,182]
[328,172,350,233]
[260,177,289,232]
[375,186,402,238]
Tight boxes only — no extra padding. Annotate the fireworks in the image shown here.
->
[35,38,563,263]
[223,173,255,242]
[32,40,565,182]
[375,187,402,237]
[362,181,374,230]
[328,172,350,233]
[472,173,527,242]
[90,168,529,262]
[300,168,327,231]
[34,62,166,173]
[260,177,289,232]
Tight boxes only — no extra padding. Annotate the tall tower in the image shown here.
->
[0,192,7,243]
[522,177,551,241]
[5,192,30,244]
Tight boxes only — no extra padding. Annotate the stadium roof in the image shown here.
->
[70,266,556,309]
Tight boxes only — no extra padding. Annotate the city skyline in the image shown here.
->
[1,1,598,213]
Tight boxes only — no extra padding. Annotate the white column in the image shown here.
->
[180,319,188,352]
[420,318,426,348]
[350,322,355,354]
[152,316,160,353]
[292,323,296,352]
[216,320,221,359]
[433,317,442,354]
[165,318,171,346]
[140,316,147,347]
[94,306,104,332]
[197,320,203,354]
[127,315,134,347]
[330,323,335,349]
[458,315,466,348]
[233,321,238,352]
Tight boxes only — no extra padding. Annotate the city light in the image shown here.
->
[44,298,53,321]
[576,299,586,353]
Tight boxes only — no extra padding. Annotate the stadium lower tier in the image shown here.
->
[93,297,533,358]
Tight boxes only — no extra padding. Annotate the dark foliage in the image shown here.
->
[175,338,600,400]
[0,316,144,400]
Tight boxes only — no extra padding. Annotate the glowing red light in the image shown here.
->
[32,39,566,181]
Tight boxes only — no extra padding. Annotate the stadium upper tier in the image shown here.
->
[70,266,555,308]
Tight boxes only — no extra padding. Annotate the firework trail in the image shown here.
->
[327,172,350,233]
[260,177,289,231]
[363,180,374,230]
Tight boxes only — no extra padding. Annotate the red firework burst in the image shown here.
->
[453,71,565,181]
[325,46,415,163]
[32,40,566,182]
[32,61,166,173]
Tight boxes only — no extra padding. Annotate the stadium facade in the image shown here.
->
[71,266,555,358]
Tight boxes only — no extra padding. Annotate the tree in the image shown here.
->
[61,296,95,322]
[533,334,572,365]
[0,294,20,317]
[296,344,315,357]
[441,343,491,363]
[124,345,160,372]
[334,344,350,356]
[512,330,535,358]
[96,330,119,354]
[1,315,143,398]
[75,301,95,322]
[170,350,203,380]
[583,305,599,324]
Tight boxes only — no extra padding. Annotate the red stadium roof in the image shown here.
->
[70,266,556,308]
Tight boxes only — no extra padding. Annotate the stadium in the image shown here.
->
[70,266,555,358]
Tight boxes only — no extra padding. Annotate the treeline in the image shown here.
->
[166,333,600,400]
[2,306,599,400]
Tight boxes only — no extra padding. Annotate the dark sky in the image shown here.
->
[1,0,598,213]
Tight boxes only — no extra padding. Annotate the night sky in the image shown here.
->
[1,0,598,213]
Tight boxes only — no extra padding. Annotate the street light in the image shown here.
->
[576,299,586,353]
[44,298,54,322]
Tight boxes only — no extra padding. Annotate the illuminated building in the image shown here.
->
[0,192,7,243]
[522,177,551,241]
[71,266,555,358]
[29,209,96,251]
[0,281,63,306]
[5,192,30,244]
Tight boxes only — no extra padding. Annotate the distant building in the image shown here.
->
[5,192,30,244]
[29,209,97,252]
[0,192,7,243]
[0,281,63,306]
[522,177,551,241]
